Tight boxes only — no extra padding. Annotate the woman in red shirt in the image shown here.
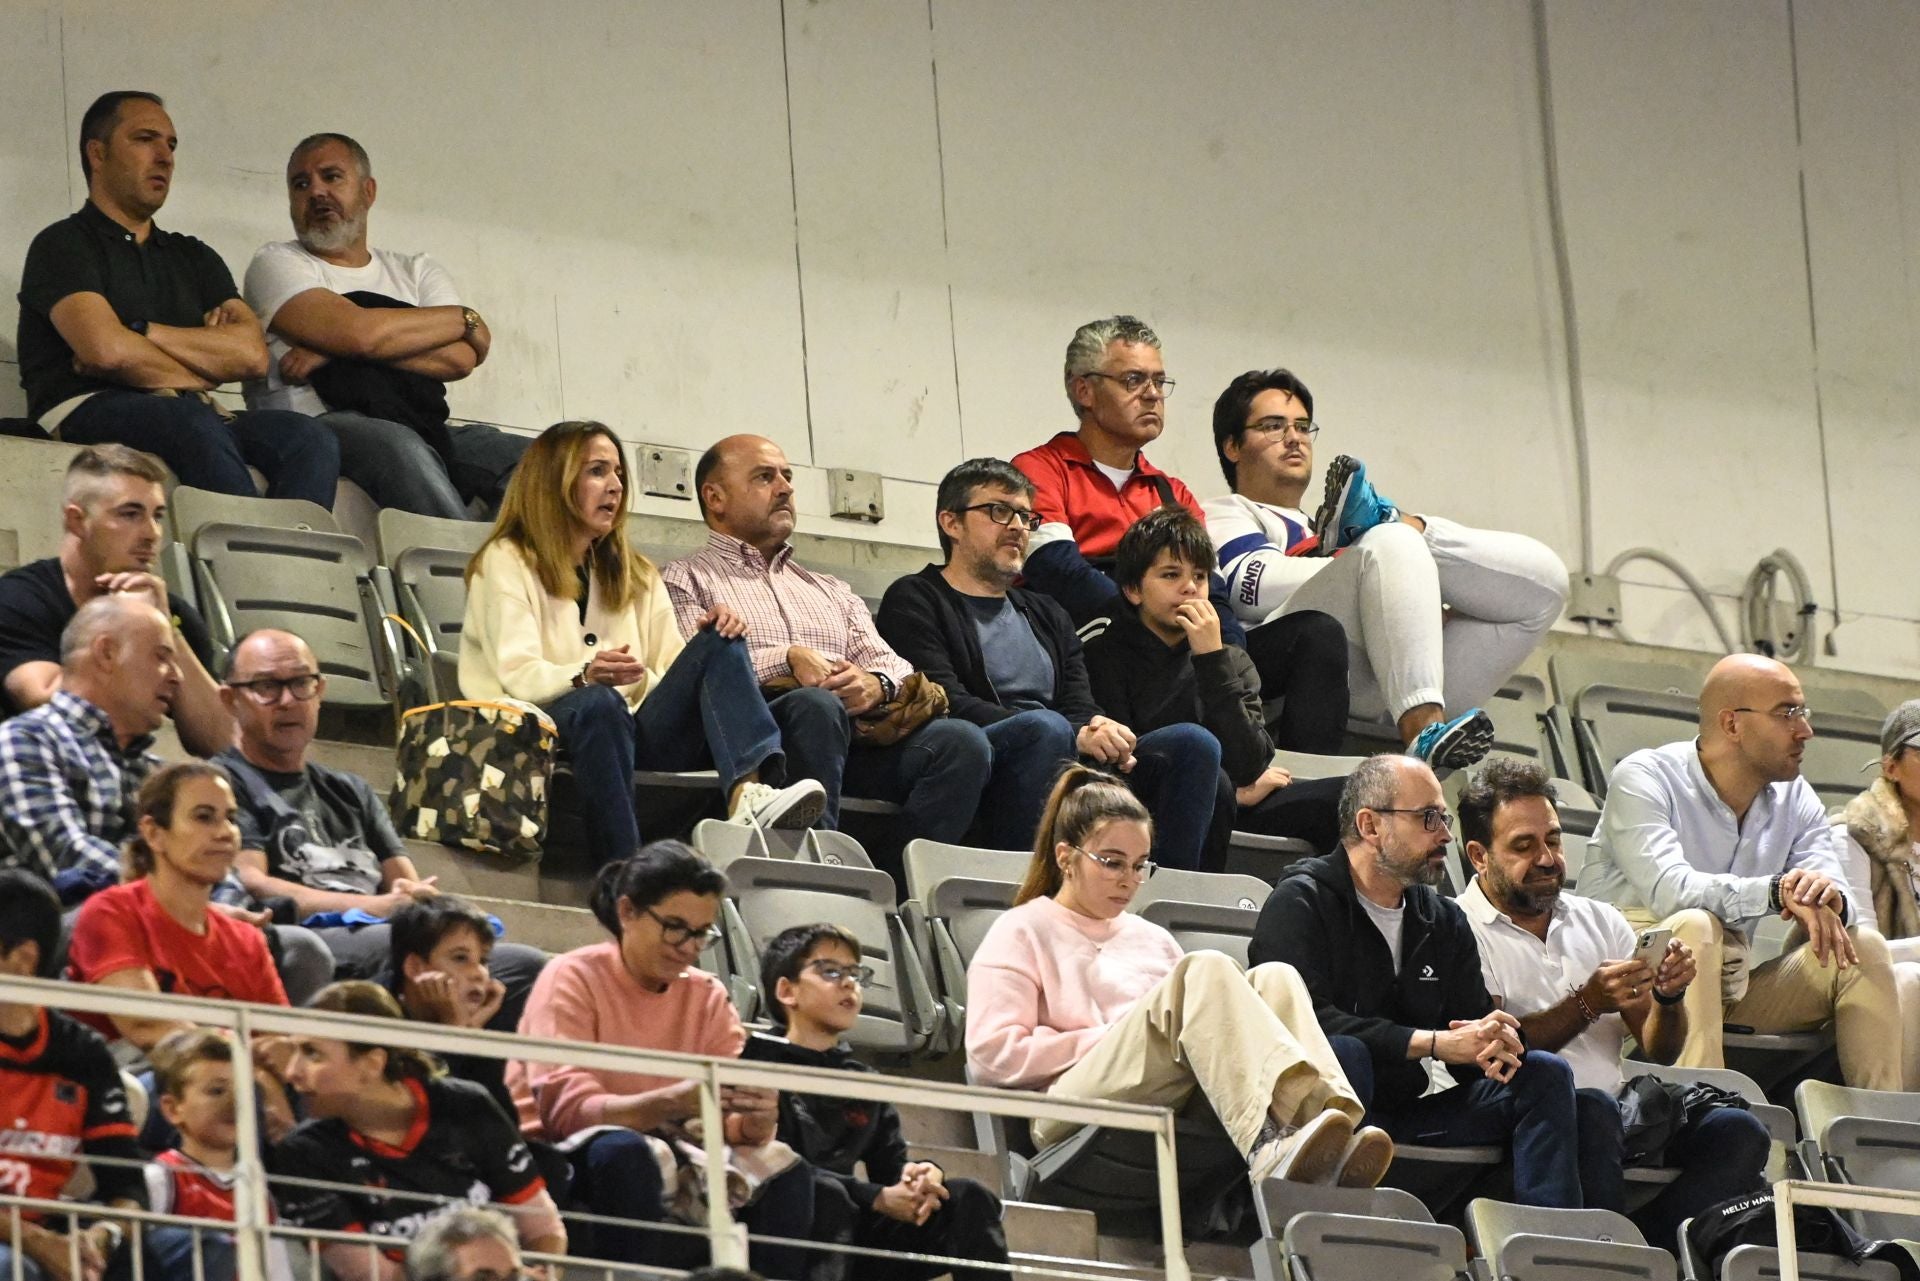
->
[68,762,290,1051]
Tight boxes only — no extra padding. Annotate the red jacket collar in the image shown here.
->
[1042,430,1168,478]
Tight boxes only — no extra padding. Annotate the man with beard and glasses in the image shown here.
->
[1251,754,1597,1208]
[16,92,338,505]
[1580,654,1902,1089]
[1457,757,1767,1243]
[243,133,528,518]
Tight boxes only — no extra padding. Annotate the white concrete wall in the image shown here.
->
[1,0,1916,681]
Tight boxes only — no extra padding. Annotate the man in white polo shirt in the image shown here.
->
[1580,653,1901,1089]
[1458,757,1768,1245]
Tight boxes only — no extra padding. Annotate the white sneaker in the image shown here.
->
[1249,1109,1354,1186]
[728,780,827,830]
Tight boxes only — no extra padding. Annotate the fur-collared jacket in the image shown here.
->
[1841,777,1920,941]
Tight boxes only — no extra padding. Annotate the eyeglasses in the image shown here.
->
[644,907,723,951]
[955,502,1041,531]
[1733,705,1813,723]
[1081,371,1176,398]
[1373,806,1455,833]
[1245,416,1320,441]
[1072,846,1157,880]
[806,959,877,988]
[225,674,322,704]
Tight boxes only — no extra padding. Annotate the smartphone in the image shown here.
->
[1632,927,1673,967]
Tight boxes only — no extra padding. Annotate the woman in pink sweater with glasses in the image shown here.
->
[965,765,1392,1188]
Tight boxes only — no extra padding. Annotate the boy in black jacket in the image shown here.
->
[1249,755,1610,1209]
[744,924,1007,1281]
[1082,506,1346,856]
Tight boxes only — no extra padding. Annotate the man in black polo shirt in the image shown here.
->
[0,444,229,754]
[14,90,337,504]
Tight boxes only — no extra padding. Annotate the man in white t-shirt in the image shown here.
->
[1457,756,1768,1245]
[242,133,527,519]
[1201,367,1569,767]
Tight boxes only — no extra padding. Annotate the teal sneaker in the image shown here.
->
[1311,455,1399,555]
[1408,709,1494,770]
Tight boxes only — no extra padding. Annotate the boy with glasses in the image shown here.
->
[1203,367,1570,768]
[1581,654,1901,1087]
[745,924,1008,1281]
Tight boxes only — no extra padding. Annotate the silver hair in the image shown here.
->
[1338,753,1411,845]
[59,595,164,669]
[405,1206,519,1281]
[1062,314,1161,413]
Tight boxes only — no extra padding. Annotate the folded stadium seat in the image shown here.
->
[899,838,1029,1054]
[1625,1061,1802,1184]
[1127,868,1270,915]
[1795,1080,1920,1241]
[1547,652,1703,799]
[170,484,342,543]
[1283,1210,1470,1281]
[1137,899,1259,968]
[188,520,390,709]
[717,856,939,1056]
[1249,1181,1434,1281]
[689,817,772,869]
[803,828,874,869]
[381,544,471,708]
[1675,1217,1909,1281]
[1466,1199,1675,1281]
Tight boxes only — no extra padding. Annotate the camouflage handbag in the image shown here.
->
[390,697,557,861]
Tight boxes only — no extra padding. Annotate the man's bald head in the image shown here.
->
[60,595,179,739]
[1697,652,1813,787]
[225,628,318,680]
[61,594,166,669]
[694,435,796,553]
[221,629,326,770]
[1699,654,1800,737]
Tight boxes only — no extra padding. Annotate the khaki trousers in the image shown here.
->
[1034,951,1363,1152]
[1627,908,1902,1091]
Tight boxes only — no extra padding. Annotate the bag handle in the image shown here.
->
[382,611,442,707]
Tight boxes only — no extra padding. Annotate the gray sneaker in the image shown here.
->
[728,779,826,829]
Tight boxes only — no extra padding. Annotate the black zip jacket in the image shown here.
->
[1248,852,1497,1113]
[741,1033,909,1211]
[876,565,1100,730]
[1080,612,1271,787]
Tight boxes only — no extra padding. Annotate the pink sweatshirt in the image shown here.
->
[508,941,744,1139]
[964,895,1184,1089]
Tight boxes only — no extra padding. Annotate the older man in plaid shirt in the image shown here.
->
[662,436,992,859]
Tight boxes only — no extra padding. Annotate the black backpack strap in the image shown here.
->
[1147,473,1177,507]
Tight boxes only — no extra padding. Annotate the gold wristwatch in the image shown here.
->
[462,306,481,335]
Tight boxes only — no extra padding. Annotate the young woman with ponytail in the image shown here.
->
[965,765,1394,1188]
[507,841,813,1279]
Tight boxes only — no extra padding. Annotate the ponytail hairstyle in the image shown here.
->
[589,840,728,937]
[124,761,234,880]
[1015,765,1153,906]
[307,981,444,1082]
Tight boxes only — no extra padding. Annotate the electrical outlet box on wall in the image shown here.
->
[639,446,693,501]
[1567,573,1622,625]
[829,469,885,524]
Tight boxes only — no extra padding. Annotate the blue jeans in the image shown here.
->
[769,689,990,842]
[324,412,529,518]
[547,630,783,865]
[976,710,1075,849]
[569,1128,815,1280]
[1573,1086,1770,1246]
[1120,723,1222,871]
[146,1226,235,1280]
[61,390,340,506]
[1343,1043,1587,1209]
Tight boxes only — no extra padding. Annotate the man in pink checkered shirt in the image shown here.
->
[661,436,991,863]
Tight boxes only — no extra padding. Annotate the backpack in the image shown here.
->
[1687,1188,1920,1281]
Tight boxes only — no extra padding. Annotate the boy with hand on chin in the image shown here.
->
[744,925,1007,1281]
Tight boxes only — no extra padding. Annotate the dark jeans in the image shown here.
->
[547,630,783,866]
[1336,1040,1587,1209]
[1242,608,1351,754]
[61,390,340,507]
[974,709,1076,849]
[1123,722,1221,871]
[809,1170,1008,1281]
[145,1226,235,1280]
[769,688,990,843]
[569,1128,815,1280]
[1205,770,1344,869]
[324,412,529,519]
[1573,1086,1770,1246]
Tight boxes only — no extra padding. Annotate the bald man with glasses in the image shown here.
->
[1580,654,1901,1087]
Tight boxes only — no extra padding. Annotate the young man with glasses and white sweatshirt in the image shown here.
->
[1202,367,1570,768]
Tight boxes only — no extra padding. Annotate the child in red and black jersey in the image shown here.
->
[271,982,565,1281]
[0,869,144,1281]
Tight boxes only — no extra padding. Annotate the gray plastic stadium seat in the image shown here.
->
[1801,712,1886,811]
[1283,1211,1470,1281]
[1226,830,1322,883]
[899,838,1029,1053]
[901,838,1030,904]
[690,817,771,869]
[189,522,387,708]
[1274,748,1370,779]
[802,828,875,869]
[719,856,938,1055]
[1550,654,1701,795]
[375,506,490,562]
[1796,1080,1920,1241]
[170,486,340,543]
[1249,1183,1432,1281]
[385,544,471,704]
[1137,900,1260,967]
[1561,832,1590,888]
[1468,1200,1674,1281]
[1486,670,1575,779]
[1128,868,1270,914]
[1718,1247,1902,1281]
[1629,1062,1800,1182]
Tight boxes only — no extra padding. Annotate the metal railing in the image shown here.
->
[0,974,1192,1281]
[1771,1178,1920,1281]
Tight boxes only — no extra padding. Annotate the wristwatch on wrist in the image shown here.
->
[571,658,592,689]
[872,671,898,705]
[93,1221,126,1255]
[461,306,481,335]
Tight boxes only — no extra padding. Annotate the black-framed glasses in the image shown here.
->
[644,906,723,950]
[955,501,1041,531]
[1245,416,1320,441]
[225,674,322,705]
[1081,370,1176,398]
[1733,705,1813,723]
[1072,846,1157,880]
[806,959,877,988]
[1373,806,1455,832]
